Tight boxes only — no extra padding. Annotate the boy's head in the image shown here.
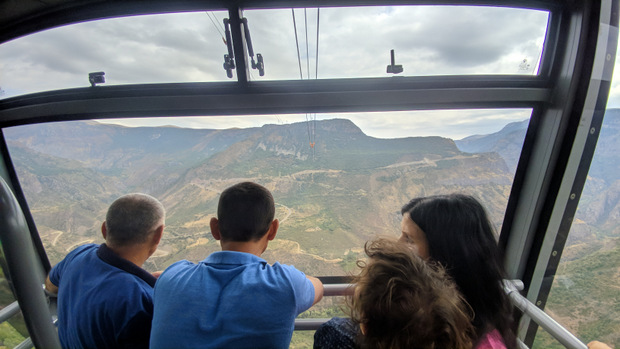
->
[215,182,275,242]
[351,238,474,349]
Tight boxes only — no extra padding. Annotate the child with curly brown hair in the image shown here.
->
[315,237,475,349]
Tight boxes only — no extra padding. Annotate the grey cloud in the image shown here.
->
[266,5,549,76]
[403,8,547,68]
[0,12,232,92]
[1,28,106,75]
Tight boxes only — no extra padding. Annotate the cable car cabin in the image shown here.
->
[0,0,618,348]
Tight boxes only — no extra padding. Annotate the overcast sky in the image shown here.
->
[0,5,617,139]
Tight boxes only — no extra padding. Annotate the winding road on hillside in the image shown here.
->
[51,230,63,246]
[277,203,293,224]
[379,154,480,169]
[66,239,94,252]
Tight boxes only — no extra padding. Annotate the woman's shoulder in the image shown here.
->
[313,317,359,349]
[475,329,507,349]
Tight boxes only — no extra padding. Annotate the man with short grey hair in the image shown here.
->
[45,193,165,349]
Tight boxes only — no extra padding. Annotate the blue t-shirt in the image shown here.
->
[49,243,156,349]
[150,251,316,349]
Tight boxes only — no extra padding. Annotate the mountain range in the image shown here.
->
[5,117,512,270]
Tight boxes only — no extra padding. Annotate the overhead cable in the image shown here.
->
[292,9,304,79]
[206,12,227,45]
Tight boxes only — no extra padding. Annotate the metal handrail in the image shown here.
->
[322,283,353,297]
[295,318,333,331]
[0,301,20,323]
[518,338,530,349]
[296,280,587,349]
[14,337,33,349]
[503,280,587,349]
[0,302,34,349]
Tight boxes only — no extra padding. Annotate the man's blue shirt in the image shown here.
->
[150,251,316,349]
[49,243,156,349]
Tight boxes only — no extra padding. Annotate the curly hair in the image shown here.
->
[350,238,474,349]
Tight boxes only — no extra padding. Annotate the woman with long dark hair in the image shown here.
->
[314,194,516,349]
[400,194,516,348]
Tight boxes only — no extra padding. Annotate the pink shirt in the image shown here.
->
[475,329,507,349]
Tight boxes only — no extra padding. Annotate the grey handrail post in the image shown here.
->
[0,301,20,323]
[14,337,33,349]
[0,177,61,348]
[503,280,587,349]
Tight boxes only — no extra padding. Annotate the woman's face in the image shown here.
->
[398,213,430,260]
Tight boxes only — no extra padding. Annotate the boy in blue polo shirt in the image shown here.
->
[150,182,323,349]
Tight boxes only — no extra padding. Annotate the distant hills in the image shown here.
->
[5,117,512,272]
[455,119,528,174]
[455,111,620,239]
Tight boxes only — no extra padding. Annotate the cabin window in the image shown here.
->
[3,109,531,273]
[4,2,615,347]
[0,10,230,99]
[244,6,549,80]
[3,109,531,343]
[0,5,549,99]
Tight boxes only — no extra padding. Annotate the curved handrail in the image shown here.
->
[296,279,587,349]
[0,177,61,348]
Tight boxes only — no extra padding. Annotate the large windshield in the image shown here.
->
[0,5,548,98]
[4,109,530,272]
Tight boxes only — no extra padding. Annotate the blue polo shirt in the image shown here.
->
[150,251,316,349]
[49,243,156,349]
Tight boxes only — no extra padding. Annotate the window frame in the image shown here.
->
[0,1,617,347]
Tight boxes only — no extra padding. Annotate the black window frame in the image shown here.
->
[0,1,617,347]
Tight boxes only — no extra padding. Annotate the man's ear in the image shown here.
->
[101,222,107,240]
[267,219,279,241]
[152,224,164,246]
[210,217,221,241]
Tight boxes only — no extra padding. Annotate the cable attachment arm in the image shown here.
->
[386,49,403,74]
[223,18,235,78]
[241,17,264,76]
[255,54,264,76]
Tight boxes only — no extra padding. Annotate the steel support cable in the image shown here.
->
[206,12,226,45]
[311,8,320,157]
[293,8,314,150]
[304,8,313,149]
[312,8,320,154]
[304,8,310,82]
[303,8,317,154]
[315,8,320,80]
[291,9,304,79]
